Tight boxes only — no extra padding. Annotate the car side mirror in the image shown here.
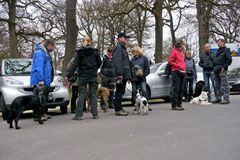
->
[158,70,167,76]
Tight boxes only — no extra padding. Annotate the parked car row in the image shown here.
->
[0,58,70,119]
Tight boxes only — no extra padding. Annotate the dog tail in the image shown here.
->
[108,82,116,91]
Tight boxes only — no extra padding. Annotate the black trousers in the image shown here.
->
[114,79,127,112]
[71,86,78,111]
[171,70,185,108]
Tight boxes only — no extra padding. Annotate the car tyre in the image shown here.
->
[0,94,9,120]
[163,97,171,102]
[60,105,68,114]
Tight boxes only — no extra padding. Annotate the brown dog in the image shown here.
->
[86,82,115,113]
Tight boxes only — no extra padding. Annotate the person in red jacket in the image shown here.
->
[168,40,186,111]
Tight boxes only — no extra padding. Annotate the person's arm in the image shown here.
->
[66,50,80,78]
[168,50,177,68]
[113,46,123,78]
[34,52,45,85]
[144,56,150,77]
[96,49,102,69]
[223,48,232,70]
[199,55,204,68]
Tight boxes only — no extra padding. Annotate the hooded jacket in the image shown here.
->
[30,44,53,87]
[213,46,232,72]
[112,42,131,80]
[168,47,186,72]
[66,45,102,78]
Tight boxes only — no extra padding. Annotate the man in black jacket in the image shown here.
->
[113,32,131,116]
[212,39,232,104]
[66,36,102,120]
[199,43,217,102]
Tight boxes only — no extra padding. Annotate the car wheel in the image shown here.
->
[0,94,9,120]
[60,105,68,114]
[163,97,171,102]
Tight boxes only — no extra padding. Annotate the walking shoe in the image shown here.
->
[219,100,230,104]
[42,114,51,119]
[33,116,47,122]
[115,109,129,116]
[93,115,99,119]
[211,99,221,103]
[72,115,83,120]
[149,108,152,111]
[172,106,183,111]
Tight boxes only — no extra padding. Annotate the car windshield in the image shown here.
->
[228,68,240,76]
[150,64,161,74]
[4,59,32,75]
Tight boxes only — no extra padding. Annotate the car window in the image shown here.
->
[160,63,167,71]
[150,64,161,74]
[4,59,32,75]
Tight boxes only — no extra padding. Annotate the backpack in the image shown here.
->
[185,59,195,76]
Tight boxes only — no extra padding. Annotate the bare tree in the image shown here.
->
[62,0,78,76]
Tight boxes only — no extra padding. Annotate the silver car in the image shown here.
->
[122,62,172,103]
[122,62,204,103]
[0,58,70,119]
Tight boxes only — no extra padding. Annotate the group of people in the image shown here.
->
[31,32,150,121]
[30,33,232,121]
[169,39,232,111]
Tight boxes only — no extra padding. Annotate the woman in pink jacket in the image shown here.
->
[168,40,186,111]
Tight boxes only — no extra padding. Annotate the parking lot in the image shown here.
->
[1,94,240,160]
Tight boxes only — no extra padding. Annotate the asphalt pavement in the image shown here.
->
[1,95,240,160]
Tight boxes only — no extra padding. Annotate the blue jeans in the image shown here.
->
[131,81,148,102]
[184,78,194,99]
[203,70,217,101]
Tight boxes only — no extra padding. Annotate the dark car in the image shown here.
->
[228,67,240,92]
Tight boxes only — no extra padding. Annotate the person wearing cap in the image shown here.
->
[112,32,131,116]
[100,46,115,110]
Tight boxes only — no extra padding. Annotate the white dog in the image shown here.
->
[190,91,212,105]
[135,93,149,115]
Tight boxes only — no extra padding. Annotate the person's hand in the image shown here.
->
[117,76,123,79]
[39,81,44,86]
[221,68,224,72]
[65,77,69,81]
[212,72,214,75]
[127,80,131,84]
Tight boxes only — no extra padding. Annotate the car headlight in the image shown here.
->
[53,76,65,85]
[3,77,24,86]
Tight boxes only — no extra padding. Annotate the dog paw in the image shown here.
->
[9,126,13,129]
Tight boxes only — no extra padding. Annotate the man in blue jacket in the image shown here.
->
[30,39,56,120]
[212,39,232,104]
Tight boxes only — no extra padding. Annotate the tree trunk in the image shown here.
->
[8,0,18,58]
[62,0,78,76]
[153,0,163,63]
[197,0,212,57]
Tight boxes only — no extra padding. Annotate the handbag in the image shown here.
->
[134,65,143,77]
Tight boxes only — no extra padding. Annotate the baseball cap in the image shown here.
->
[117,32,130,39]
